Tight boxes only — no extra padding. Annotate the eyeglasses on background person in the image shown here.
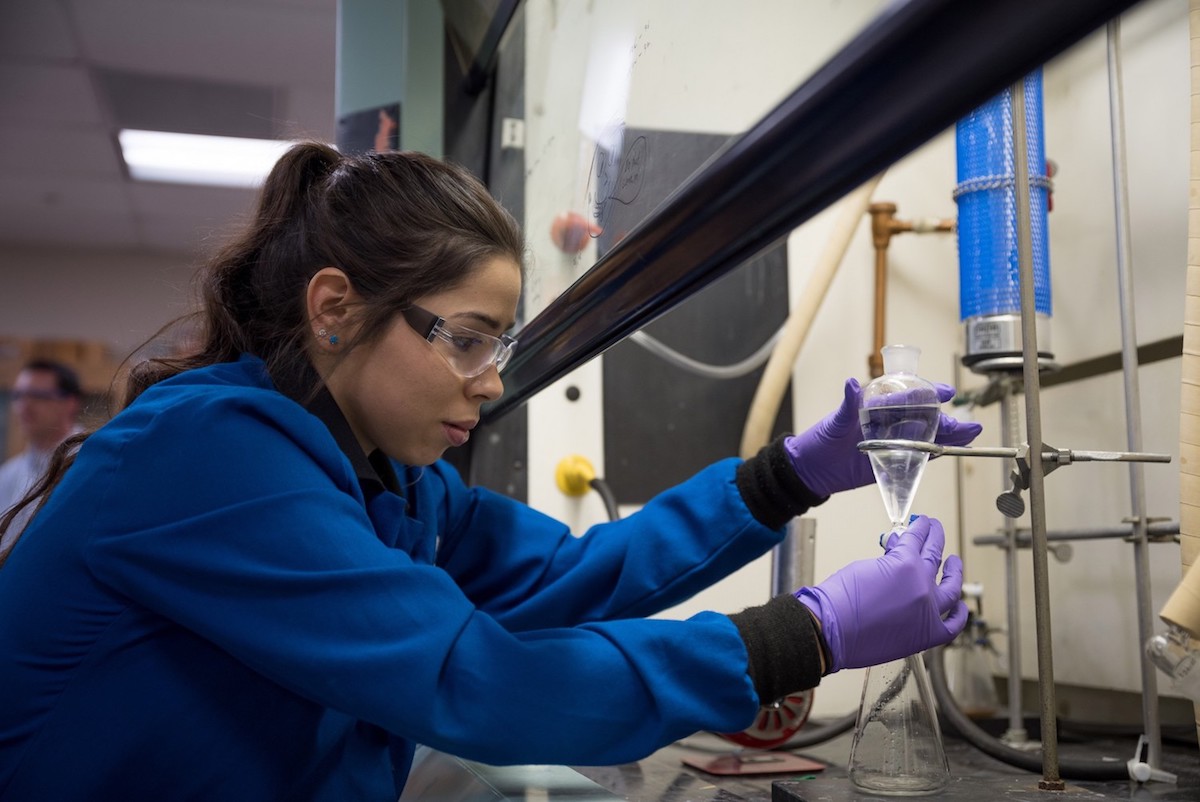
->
[11,389,69,403]
[401,305,518,378]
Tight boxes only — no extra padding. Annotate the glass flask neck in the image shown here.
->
[880,344,922,376]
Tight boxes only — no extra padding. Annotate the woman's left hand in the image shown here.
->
[784,378,983,498]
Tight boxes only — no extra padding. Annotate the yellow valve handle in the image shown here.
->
[555,455,596,497]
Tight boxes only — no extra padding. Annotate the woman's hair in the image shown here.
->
[136,142,526,399]
[0,143,525,563]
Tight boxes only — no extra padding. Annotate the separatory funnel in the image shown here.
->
[858,344,941,533]
[848,344,951,796]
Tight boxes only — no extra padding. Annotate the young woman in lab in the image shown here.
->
[0,143,980,800]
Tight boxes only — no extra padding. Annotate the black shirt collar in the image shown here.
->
[305,387,401,496]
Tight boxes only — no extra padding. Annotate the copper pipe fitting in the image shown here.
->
[867,202,955,377]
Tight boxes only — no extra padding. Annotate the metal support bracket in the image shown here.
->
[1122,515,1176,543]
[856,440,1171,519]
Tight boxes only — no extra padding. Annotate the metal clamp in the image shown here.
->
[856,440,1172,519]
[1122,515,1176,543]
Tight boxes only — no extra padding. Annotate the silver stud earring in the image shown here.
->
[317,327,339,346]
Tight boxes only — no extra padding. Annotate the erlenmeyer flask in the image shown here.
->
[858,345,941,532]
[848,655,951,795]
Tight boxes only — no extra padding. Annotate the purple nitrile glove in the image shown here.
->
[784,378,983,497]
[795,515,968,672]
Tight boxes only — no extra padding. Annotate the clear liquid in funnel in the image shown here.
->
[860,404,939,529]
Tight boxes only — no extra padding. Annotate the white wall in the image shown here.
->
[0,244,197,357]
[522,0,1190,718]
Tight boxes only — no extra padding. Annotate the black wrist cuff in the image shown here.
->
[729,593,825,705]
[735,437,827,530]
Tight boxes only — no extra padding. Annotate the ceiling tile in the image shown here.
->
[1,0,341,255]
[126,180,258,252]
[135,213,240,257]
[0,205,139,250]
[0,175,136,248]
[72,0,337,91]
[126,180,258,222]
[0,64,107,125]
[0,174,129,216]
[2,1,78,61]
[94,68,282,139]
[0,125,123,179]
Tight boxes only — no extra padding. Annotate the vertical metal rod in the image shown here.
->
[953,357,967,569]
[772,518,817,596]
[1106,18,1163,768]
[1010,76,1063,789]
[999,385,1027,742]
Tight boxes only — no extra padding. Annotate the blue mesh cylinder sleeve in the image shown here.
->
[955,70,1052,321]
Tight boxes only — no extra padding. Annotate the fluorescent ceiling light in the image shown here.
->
[118,129,299,188]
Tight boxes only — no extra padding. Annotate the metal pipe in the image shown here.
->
[953,356,969,572]
[1011,75,1063,790]
[974,520,1181,546]
[869,203,895,379]
[772,518,817,597]
[483,0,1144,422]
[999,386,1027,742]
[867,203,955,377]
[1107,18,1163,767]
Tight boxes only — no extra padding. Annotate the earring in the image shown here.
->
[317,328,339,346]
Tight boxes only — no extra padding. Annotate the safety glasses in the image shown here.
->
[11,389,68,403]
[401,305,518,378]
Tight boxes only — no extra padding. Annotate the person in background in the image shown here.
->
[0,143,981,801]
[0,359,83,550]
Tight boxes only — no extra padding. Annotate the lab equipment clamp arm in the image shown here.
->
[857,439,1171,520]
[856,439,1172,465]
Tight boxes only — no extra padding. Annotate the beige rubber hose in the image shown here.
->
[739,174,884,459]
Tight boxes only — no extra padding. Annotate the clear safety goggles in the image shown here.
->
[401,305,518,378]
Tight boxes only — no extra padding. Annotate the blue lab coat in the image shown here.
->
[0,355,794,800]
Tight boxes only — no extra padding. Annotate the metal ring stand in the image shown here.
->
[852,30,1178,782]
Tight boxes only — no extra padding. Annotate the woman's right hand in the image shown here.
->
[794,515,968,672]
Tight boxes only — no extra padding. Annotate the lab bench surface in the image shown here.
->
[401,727,1200,802]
